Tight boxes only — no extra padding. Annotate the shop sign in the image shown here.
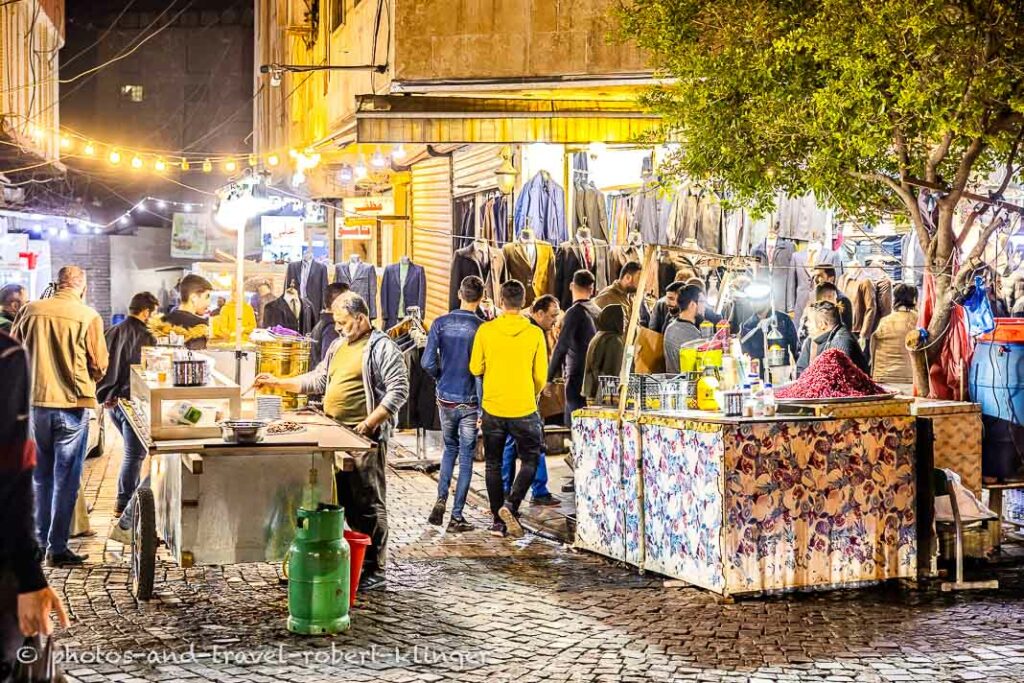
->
[261,215,305,261]
[345,195,394,218]
[336,215,372,241]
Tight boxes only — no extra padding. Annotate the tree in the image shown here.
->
[618,0,1024,395]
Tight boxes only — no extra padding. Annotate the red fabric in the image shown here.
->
[917,269,974,400]
[0,439,35,474]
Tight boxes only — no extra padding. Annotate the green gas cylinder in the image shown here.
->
[287,504,351,634]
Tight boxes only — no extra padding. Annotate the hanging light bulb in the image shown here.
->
[224,158,237,173]
[355,160,368,179]
[83,142,96,156]
[93,226,102,235]
[119,215,130,226]
[59,136,72,151]
[58,227,69,240]
[392,144,406,160]
[109,149,122,165]
[46,225,58,237]
[154,158,167,172]
[157,199,168,209]
[339,165,354,183]
[180,158,191,171]
[131,155,144,170]
[267,154,280,167]
[248,154,257,166]
[183,203,192,211]
[370,150,387,168]
[202,159,213,173]
[30,126,44,142]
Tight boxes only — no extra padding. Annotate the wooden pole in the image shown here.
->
[616,245,660,419]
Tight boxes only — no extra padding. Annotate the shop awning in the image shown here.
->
[354,95,663,144]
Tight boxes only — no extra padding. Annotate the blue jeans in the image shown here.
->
[502,434,550,498]
[437,402,479,520]
[30,407,90,555]
[109,405,149,513]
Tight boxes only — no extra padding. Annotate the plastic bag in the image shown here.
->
[962,275,995,337]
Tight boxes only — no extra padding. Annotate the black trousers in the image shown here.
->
[482,411,543,520]
[336,442,388,574]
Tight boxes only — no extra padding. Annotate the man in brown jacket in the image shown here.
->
[12,266,108,566]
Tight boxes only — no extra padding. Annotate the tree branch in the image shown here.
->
[851,170,930,253]
[925,131,953,183]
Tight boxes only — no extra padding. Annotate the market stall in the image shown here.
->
[574,408,916,596]
[571,245,920,597]
[121,364,372,599]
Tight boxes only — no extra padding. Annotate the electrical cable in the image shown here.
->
[61,0,140,69]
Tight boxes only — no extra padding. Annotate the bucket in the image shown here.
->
[343,529,371,606]
[969,332,1024,480]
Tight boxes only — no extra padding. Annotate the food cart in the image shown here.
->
[122,365,372,599]
[571,246,919,597]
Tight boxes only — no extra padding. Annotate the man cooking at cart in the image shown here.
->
[254,292,408,591]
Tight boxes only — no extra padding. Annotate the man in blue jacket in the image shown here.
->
[422,276,485,532]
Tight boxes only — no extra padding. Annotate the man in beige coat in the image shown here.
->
[12,266,108,566]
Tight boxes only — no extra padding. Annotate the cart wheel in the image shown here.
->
[130,487,156,600]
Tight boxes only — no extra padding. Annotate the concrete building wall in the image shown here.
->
[393,0,647,82]
[48,234,112,325]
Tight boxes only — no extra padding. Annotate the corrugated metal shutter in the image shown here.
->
[452,145,503,198]
[412,155,454,323]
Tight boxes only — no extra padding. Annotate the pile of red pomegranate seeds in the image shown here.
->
[776,348,887,399]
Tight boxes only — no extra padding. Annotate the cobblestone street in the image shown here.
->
[44,433,1024,683]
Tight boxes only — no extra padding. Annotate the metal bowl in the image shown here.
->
[219,419,270,444]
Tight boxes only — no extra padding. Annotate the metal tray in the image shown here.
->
[775,392,897,405]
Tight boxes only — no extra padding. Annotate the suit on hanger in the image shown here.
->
[334,260,378,319]
[380,261,427,330]
[554,239,609,310]
[751,238,797,313]
[262,295,317,335]
[501,241,555,306]
[285,259,328,314]
[573,185,609,242]
[449,245,506,311]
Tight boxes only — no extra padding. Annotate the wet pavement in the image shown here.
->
[42,427,1024,682]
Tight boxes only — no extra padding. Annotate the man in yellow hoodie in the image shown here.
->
[469,279,548,538]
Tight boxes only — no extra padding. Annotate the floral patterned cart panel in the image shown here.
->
[722,418,917,594]
[641,421,726,592]
[572,413,632,563]
[621,421,643,566]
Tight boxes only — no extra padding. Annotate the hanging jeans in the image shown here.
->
[29,407,90,556]
[109,405,149,514]
[501,434,550,499]
[436,402,480,520]
[482,411,543,520]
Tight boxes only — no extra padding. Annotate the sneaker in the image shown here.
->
[46,550,89,567]
[358,571,387,592]
[427,499,446,526]
[530,493,560,507]
[109,521,132,545]
[447,517,473,533]
[488,521,507,537]
[498,504,524,538]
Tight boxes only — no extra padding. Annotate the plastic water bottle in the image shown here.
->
[762,383,777,417]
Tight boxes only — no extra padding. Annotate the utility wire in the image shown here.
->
[60,0,139,69]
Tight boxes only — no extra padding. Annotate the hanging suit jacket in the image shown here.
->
[554,239,610,310]
[334,261,378,319]
[262,296,317,336]
[449,245,506,311]
[513,172,567,245]
[285,259,328,314]
[501,241,555,306]
[751,238,797,313]
[380,261,427,330]
[573,184,609,242]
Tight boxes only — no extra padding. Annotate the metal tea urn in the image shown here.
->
[287,504,351,635]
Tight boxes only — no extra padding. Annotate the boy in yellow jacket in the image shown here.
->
[469,279,547,538]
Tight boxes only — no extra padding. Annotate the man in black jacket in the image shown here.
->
[97,292,158,517]
[797,301,869,376]
[549,270,597,427]
[1,332,69,671]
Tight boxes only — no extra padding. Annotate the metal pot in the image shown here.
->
[220,419,269,444]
